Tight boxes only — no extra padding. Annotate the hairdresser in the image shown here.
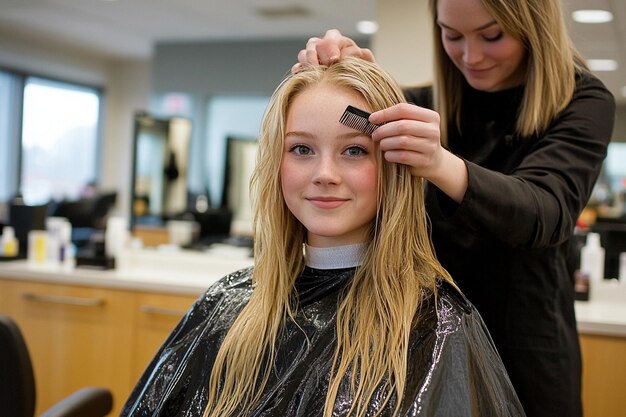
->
[293,0,615,416]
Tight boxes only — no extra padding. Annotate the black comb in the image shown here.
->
[339,105,380,135]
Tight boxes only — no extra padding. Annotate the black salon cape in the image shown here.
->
[120,266,525,417]
[405,72,615,417]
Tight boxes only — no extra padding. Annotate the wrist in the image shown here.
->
[428,150,468,204]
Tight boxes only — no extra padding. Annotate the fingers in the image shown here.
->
[368,104,443,177]
[292,29,375,73]
[379,135,442,178]
[338,46,376,63]
[318,29,344,63]
[369,103,439,126]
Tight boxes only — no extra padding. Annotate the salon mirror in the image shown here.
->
[221,136,259,238]
[130,112,192,228]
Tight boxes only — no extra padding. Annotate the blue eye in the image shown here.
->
[290,144,312,155]
[344,146,367,157]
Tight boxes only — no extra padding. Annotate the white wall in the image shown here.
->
[100,60,151,218]
[373,0,434,87]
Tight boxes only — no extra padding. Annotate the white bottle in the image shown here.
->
[105,216,129,262]
[1,226,19,257]
[580,232,605,282]
[58,220,75,270]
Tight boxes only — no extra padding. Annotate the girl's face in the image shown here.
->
[281,83,379,248]
[437,0,527,92]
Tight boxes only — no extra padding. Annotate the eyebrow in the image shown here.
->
[438,20,498,32]
[285,131,371,141]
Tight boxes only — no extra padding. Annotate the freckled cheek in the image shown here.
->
[352,164,378,206]
[280,161,307,197]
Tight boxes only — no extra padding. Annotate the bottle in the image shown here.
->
[1,226,19,257]
[27,230,48,265]
[46,217,65,266]
[580,232,605,283]
[105,216,129,267]
[58,220,75,270]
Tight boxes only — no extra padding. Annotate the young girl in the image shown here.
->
[121,57,525,417]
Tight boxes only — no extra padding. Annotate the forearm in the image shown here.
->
[426,150,468,204]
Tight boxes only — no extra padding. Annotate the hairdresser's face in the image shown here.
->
[281,84,378,248]
[437,0,526,92]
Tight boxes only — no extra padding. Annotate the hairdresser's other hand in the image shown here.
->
[370,104,469,203]
[292,29,375,73]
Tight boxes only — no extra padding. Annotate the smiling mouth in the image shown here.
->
[465,66,493,74]
[307,197,348,209]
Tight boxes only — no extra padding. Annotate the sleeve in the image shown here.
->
[403,86,434,109]
[449,74,615,248]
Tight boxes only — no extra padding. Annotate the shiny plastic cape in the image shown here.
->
[121,267,526,417]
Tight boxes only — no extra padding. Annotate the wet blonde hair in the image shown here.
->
[203,56,453,417]
[430,0,588,144]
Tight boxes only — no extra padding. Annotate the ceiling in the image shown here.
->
[0,0,624,102]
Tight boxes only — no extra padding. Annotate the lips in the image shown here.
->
[465,66,494,76]
[306,196,348,209]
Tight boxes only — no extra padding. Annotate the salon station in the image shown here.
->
[1,1,626,417]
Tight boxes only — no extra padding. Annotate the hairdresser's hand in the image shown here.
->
[292,29,376,73]
[370,104,469,203]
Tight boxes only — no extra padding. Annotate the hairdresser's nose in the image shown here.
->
[463,39,484,66]
[313,154,341,185]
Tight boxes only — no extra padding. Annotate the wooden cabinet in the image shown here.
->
[580,333,626,417]
[0,278,197,417]
[132,292,197,380]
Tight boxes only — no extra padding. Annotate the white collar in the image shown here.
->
[304,243,367,269]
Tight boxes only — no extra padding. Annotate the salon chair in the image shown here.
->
[0,314,113,417]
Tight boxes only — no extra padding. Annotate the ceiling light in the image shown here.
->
[256,5,311,18]
[356,20,378,35]
[572,9,613,24]
[587,59,618,72]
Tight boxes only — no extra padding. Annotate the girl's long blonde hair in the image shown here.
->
[203,56,453,417]
[430,0,588,144]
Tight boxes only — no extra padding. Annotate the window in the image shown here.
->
[0,70,22,203]
[20,77,101,205]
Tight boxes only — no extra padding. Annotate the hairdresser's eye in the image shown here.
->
[483,32,503,42]
[290,144,313,156]
[442,30,462,41]
[344,146,367,157]
[444,34,462,41]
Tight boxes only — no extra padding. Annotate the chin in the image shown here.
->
[465,78,497,92]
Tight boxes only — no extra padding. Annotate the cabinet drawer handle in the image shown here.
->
[140,305,187,317]
[21,292,106,307]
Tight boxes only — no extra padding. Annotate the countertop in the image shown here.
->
[1,246,625,337]
[0,245,254,296]
[574,279,626,337]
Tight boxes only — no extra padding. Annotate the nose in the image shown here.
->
[463,39,483,66]
[313,154,340,185]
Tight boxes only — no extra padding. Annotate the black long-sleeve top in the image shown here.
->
[404,71,615,417]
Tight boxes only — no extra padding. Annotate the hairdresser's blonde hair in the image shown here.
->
[203,56,453,417]
[430,0,588,144]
